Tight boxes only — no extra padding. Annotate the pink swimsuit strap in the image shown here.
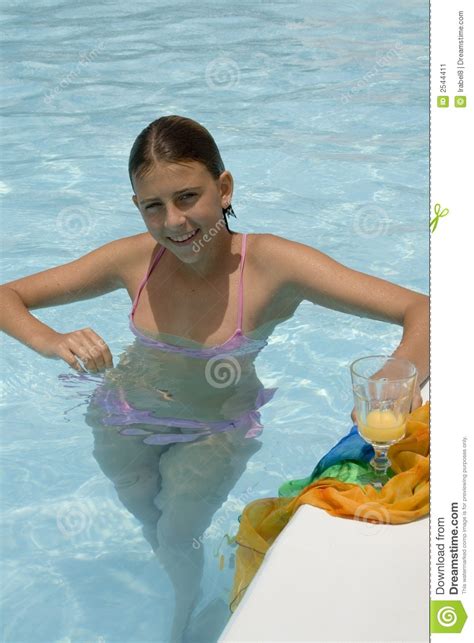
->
[130,232,248,335]
[130,244,167,319]
[236,232,247,330]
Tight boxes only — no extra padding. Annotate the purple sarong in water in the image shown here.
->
[90,383,277,445]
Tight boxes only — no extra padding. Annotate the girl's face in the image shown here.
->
[132,160,233,256]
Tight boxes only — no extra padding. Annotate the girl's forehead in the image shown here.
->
[135,160,210,189]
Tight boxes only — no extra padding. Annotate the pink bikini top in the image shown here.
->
[128,233,268,358]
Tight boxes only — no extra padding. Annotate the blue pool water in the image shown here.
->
[1,1,428,641]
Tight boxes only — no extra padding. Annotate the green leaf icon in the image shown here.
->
[430,600,468,633]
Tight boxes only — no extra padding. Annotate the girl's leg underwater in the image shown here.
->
[154,427,262,642]
[85,399,261,642]
[85,402,171,553]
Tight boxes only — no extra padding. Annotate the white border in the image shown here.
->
[431,0,472,639]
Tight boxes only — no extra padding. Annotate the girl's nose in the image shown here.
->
[165,203,187,228]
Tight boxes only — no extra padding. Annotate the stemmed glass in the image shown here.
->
[350,356,418,490]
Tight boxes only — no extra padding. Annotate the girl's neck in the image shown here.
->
[172,230,241,283]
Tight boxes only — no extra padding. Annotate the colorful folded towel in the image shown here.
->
[229,402,429,613]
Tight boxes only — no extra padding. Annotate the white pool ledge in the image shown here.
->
[219,381,430,643]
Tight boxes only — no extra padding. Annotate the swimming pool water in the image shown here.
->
[0,1,428,641]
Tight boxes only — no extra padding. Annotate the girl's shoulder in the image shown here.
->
[247,232,303,299]
[115,231,162,282]
[119,231,161,262]
[249,231,297,254]
[247,231,284,255]
[248,232,300,273]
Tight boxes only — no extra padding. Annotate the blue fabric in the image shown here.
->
[309,425,374,480]
[278,425,375,497]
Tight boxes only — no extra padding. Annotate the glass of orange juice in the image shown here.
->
[350,356,418,489]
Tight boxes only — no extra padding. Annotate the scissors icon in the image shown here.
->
[430,203,449,233]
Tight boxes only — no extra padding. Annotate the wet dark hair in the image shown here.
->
[128,115,237,234]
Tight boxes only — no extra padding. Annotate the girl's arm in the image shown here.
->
[257,234,429,389]
[0,236,132,369]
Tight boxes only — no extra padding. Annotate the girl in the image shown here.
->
[0,115,429,641]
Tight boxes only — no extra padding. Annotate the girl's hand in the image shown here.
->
[350,382,424,425]
[411,382,424,411]
[39,328,114,373]
[351,406,357,425]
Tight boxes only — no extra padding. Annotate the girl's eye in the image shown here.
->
[145,193,197,210]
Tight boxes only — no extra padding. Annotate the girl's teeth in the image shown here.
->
[170,230,198,242]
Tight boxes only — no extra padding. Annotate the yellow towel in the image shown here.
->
[229,402,429,612]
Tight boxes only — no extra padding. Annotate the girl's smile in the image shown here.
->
[167,228,201,245]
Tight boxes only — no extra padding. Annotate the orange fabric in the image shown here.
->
[229,402,429,613]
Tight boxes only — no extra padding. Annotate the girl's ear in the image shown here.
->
[219,170,233,204]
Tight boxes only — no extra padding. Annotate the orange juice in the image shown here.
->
[358,409,406,443]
